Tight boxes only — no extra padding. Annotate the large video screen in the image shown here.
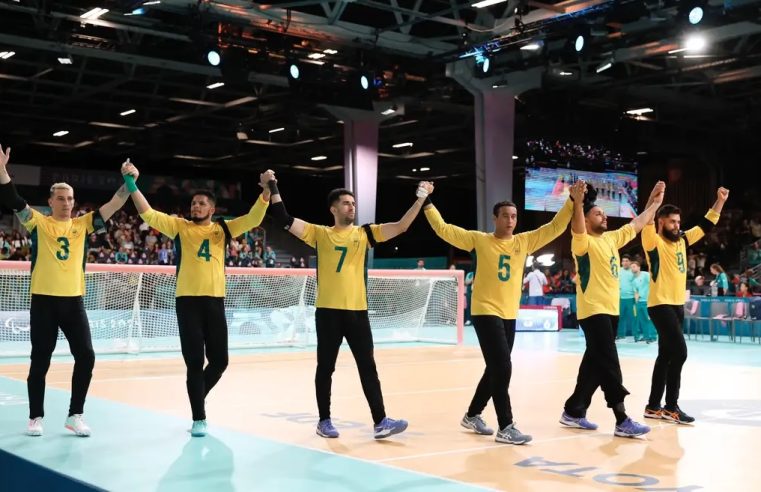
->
[525,167,638,218]
[522,140,638,218]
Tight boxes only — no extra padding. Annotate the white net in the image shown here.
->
[0,263,463,356]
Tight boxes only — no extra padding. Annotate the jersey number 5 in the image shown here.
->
[498,254,511,282]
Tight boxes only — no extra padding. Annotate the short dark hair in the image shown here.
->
[492,201,517,217]
[328,188,354,207]
[583,186,598,215]
[657,204,681,219]
[192,189,217,205]
[622,254,631,260]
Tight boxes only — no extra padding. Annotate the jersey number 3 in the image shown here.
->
[56,237,70,261]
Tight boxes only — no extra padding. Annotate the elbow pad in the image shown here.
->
[269,201,295,230]
[697,216,715,234]
[0,181,28,212]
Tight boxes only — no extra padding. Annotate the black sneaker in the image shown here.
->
[662,406,695,424]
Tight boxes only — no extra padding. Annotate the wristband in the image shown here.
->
[123,174,138,193]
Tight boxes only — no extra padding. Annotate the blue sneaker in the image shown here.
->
[190,420,207,437]
[373,417,408,439]
[559,412,598,430]
[614,418,651,438]
[316,419,339,438]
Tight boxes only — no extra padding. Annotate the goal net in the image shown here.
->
[0,262,464,356]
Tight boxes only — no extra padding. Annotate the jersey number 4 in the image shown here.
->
[197,239,211,262]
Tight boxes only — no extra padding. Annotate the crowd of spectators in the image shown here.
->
[525,139,638,172]
[0,205,311,269]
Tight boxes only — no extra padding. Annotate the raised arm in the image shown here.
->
[0,144,33,223]
[225,195,270,237]
[262,171,309,240]
[122,163,179,238]
[684,187,727,245]
[524,180,585,252]
[422,183,477,252]
[379,181,431,242]
[122,162,150,214]
[642,182,664,224]
[98,160,139,222]
[710,187,729,216]
[629,181,665,233]
[570,180,587,235]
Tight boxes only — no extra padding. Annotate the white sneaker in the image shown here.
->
[65,414,91,437]
[27,417,43,436]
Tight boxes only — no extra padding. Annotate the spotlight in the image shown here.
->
[207,50,221,66]
[685,34,707,52]
[689,7,703,25]
[360,74,369,90]
[474,52,493,76]
[482,57,490,73]
[289,63,300,80]
[574,35,585,53]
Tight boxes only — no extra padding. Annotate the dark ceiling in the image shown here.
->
[0,0,760,184]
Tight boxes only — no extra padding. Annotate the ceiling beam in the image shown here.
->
[159,0,457,56]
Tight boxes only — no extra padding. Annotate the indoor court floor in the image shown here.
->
[1,330,760,491]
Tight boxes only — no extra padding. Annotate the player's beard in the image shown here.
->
[662,228,681,242]
[590,222,607,235]
[191,213,210,224]
[340,215,354,226]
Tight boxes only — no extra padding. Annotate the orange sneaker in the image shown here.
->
[644,406,663,420]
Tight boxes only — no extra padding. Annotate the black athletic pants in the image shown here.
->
[564,314,630,418]
[467,316,516,430]
[647,305,687,409]
[315,308,386,425]
[176,296,229,421]
[28,295,95,419]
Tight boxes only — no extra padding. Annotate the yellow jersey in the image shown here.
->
[572,224,637,319]
[300,223,384,310]
[425,199,573,319]
[22,209,95,297]
[642,209,720,307]
[140,195,268,297]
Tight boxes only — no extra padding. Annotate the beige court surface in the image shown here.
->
[2,341,760,491]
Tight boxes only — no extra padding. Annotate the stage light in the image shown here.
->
[289,63,300,80]
[575,35,585,53]
[207,50,221,66]
[689,7,704,25]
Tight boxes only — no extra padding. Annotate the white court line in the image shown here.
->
[377,432,611,463]
[378,416,730,464]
